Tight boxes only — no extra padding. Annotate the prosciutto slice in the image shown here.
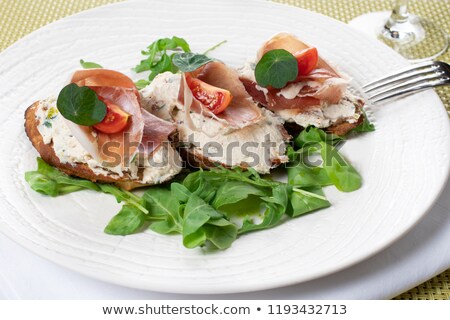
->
[241,33,348,111]
[71,69,139,100]
[179,61,262,129]
[139,109,176,155]
[67,69,174,168]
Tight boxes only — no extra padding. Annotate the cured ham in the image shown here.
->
[240,33,349,111]
[71,68,139,100]
[139,108,176,155]
[68,69,175,168]
[179,61,262,129]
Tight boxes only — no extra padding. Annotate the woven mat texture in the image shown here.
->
[0,0,449,300]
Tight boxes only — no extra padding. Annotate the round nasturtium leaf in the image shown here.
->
[57,83,107,126]
[255,49,298,89]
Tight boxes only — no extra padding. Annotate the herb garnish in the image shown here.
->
[255,49,298,89]
[80,59,103,69]
[350,110,375,133]
[172,52,213,72]
[133,36,191,81]
[133,36,226,88]
[56,83,106,126]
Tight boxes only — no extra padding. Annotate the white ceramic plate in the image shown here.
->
[0,0,448,294]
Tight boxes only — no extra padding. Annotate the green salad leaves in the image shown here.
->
[25,127,364,250]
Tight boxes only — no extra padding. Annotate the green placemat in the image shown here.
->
[0,0,449,300]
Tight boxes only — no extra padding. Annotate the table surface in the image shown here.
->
[0,0,449,300]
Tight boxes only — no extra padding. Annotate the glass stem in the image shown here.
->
[388,0,409,24]
[382,0,413,41]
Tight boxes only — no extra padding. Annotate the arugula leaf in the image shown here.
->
[98,184,148,214]
[25,159,151,218]
[294,126,343,149]
[204,167,279,188]
[150,53,178,81]
[134,36,226,85]
[134,36,191,82]
[320,142,362,192]
[183,193,223,248]
[289,187,330,217]
[203,40,227,55]
[25,158,99,196]
[349,110,375,133]
[141,36,190,56]
[239,184,290,234]
[290,127,362,192]
[255,49,298,89]
[134,79,150,90]
[143,187,181,220]
[212,181,268,208]
[182,170,203,192]
[172,52,213,72]
[80,59,103,69]
[239,202,285,234]
[287,156,331,188]
[168,182,237,249]
[143,187,182,234]
[104,205,147,235]
[25,172,59,196]
[35,158,99,190]
[203,218,237,249]
[56,83,106,126]
[288,164,330,188]
[170,182,191,203]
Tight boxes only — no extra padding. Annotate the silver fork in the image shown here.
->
[362,60,450,103]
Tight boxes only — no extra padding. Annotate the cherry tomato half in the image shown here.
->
[93,98,130,134]
[185,74,232,114]
[294,47,318,77]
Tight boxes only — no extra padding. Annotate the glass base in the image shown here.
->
[348,11,449,62]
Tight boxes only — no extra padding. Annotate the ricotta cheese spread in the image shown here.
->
[276,92,362,128]
[140,72,182,122]
[174,108,289,174]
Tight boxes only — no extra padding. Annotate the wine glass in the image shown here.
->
[348,0,449,62]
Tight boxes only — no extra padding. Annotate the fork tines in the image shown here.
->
[363,61,450,103]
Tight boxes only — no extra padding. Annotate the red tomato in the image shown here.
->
[185,74,232,114]
[93,98,130,134]
[294,47,318,77]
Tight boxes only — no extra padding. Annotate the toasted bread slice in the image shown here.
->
[177,123,291,172]
[238,59,366,136]
[281,100,364,137]
[172,109,291,174]
[25,100,181,190]
[140,72,291,174]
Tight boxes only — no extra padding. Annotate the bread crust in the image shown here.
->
[25,101,149,190]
